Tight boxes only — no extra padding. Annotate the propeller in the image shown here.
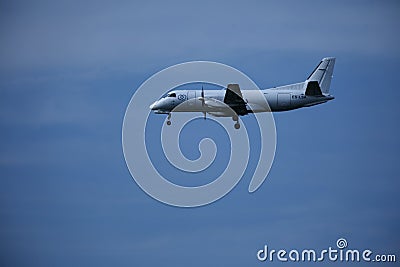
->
[201,85,206,120]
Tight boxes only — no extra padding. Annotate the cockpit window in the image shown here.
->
[167,92,176,97]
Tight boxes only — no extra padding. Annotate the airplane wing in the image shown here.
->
[223,84,248,116]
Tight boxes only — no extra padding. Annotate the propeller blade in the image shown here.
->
[201,85,206,119]
[201,86,205,106]
[201,85,206,120]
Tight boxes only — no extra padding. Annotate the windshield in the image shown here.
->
[167,92,176,97]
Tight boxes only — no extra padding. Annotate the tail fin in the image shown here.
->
[307,57,335,94]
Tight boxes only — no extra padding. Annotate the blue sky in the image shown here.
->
[1,1,399,266]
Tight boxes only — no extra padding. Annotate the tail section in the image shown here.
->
[305,81,323,96]
[307,57,335,94]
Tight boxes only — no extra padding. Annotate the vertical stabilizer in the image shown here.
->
[307,57,335,94]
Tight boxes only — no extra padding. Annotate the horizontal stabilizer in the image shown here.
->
[305,81,323,96]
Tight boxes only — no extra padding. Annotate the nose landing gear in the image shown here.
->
[166,113,171,125]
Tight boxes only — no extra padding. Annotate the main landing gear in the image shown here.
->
[232,115,240,129]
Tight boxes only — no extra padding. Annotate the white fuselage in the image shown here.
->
[149,57,335,129]
[150,82,334,116]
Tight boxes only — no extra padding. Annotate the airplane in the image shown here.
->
[150,57,335,129]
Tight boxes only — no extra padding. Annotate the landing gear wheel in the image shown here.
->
[232,114,240,129]
[166,113,172,125]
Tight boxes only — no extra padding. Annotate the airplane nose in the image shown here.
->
[149,101,158,110]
